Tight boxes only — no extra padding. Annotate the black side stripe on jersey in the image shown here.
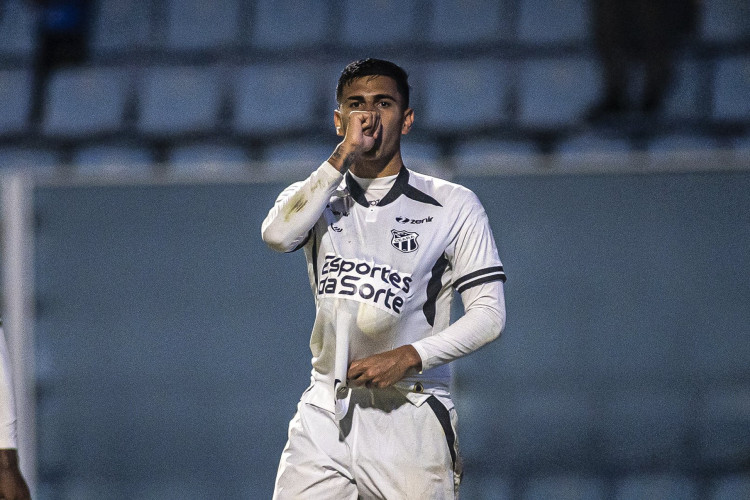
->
[454,266,506,293]
[423,254,450,327]
[311,232,319,286]
[345,168,442,207]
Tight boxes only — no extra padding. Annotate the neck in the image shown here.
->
[350,152,404,178]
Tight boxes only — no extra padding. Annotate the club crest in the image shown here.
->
[391,229,419,253]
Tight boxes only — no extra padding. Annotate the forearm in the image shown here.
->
[261,162,343,252]
[412,281,506,372]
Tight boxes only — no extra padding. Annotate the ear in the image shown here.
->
[401,108,414,135]
[334,109,344,137]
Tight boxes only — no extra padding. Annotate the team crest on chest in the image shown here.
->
[391,229,419,253]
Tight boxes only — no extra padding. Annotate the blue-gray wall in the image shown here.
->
[32,170,750,499]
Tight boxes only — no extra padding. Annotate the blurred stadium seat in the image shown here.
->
[662,57,706,120]
[422,60,510,131]
[250,0,330,49]
[0,69,32,135]
[427,0,507,45]
[712,56,750,122]
[43,67,130,137]
[165,0,241,51]
[91,0,155,55]
[700,0,750,43]
[233,64,320,135]
[138,66,223,136]
[517,0,590,44]
[0,0,36,62]
[518,57,601,128]
[341,0,416,47]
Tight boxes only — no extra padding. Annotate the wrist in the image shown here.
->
[0,449,19,470]
[327,143,358,173]
[401,345,423,372]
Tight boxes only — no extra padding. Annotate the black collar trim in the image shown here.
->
[345,167,442,208]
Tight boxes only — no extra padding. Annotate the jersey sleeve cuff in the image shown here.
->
[320,161,344,180]
[410,342,429,374]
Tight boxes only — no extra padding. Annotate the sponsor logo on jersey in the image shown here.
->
[391,229,419,253]
[395,216,433,224]
[319,254,412,314]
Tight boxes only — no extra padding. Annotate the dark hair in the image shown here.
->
[336,58,410,109]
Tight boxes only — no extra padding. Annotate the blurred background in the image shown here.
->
[0,0,749,498]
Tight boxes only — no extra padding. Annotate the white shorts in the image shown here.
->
[273,386,462,500]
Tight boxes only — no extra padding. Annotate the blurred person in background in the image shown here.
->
[0,321,31,500]
[588,0,699,118]
[30,0,92,122]
[262,58,507,499]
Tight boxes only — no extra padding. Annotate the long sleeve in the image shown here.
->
[411,280,506,372]
[0,326,18,449]
[261,162,343,252]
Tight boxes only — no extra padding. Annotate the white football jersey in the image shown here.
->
[275,164,506,411]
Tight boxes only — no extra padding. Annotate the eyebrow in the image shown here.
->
[345,93,398,103]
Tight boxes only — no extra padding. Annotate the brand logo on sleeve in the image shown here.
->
[391,229,419,253]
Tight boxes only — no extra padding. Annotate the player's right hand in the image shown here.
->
[344,110,381,154]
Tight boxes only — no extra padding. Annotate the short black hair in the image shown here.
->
[336,58,410,109]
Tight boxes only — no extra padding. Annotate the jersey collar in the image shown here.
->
[345,167,443,208]
[345,166,410,207]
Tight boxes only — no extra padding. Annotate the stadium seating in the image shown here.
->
[91,0,155,55]
[43,67,130,137]
[700,0,750,43]
[0,69,32,135]
[137,66,223,136]
[712,56,750,122]
[518,57,601,128]
[233,64,320,135]
[164,0,242,51]
[0,0,36,62]
[422,60,510,131]
[427,0,508,45]
[517,0,590,44]
[249,0,330,49]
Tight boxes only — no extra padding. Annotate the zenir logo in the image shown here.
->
[391,229,419,253]
[396,216,433,224]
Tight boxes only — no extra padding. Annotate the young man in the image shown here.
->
[262,58,506,499]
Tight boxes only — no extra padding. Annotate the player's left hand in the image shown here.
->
[347,345,422,389]
[0,449,31,500]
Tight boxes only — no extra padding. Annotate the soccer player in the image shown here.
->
[262,58,506,499]
[0,323,31,500]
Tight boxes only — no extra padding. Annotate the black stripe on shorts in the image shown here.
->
[425,395,456,468]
